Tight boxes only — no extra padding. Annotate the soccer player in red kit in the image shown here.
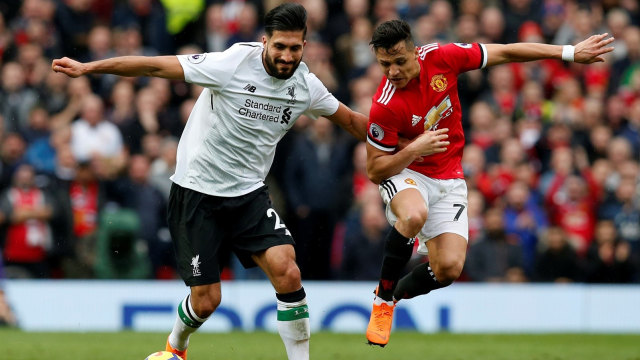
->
[364,19,614,347]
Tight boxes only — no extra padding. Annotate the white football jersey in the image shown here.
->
[171,42,339,197]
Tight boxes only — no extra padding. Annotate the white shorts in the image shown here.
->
[378,169,468,255]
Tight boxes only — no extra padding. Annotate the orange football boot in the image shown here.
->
[166,337,188,360]
[365,288,395,347]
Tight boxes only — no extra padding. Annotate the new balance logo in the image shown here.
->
[244,84,257,93]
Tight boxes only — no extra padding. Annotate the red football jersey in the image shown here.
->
[367,42,487,179]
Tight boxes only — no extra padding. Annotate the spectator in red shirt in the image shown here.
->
[0,164,54,278]
[545,168,599,255]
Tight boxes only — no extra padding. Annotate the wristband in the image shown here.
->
[562,45,575,62]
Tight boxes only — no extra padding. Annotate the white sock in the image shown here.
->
[276,296,310,360]
[168,294,210,350]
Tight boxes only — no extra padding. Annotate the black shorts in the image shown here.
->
[167,183,295,286]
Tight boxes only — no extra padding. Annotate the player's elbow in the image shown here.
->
[366,166,384,185]
[147,67,179,80]
[146,57,184,80]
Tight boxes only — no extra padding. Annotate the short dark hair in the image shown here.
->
[264,3,307,38]
[370,19,414,53]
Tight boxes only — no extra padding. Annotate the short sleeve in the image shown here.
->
[367,104,399,152]
[177,44,246,90]
[438,43,488,74]
[303,73,340,119]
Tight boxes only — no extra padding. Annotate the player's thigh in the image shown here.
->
[251,244,301,293]
[231,188,296,276]
[417,179,468,254]
[389,188,428,220]
[167,183,226,286]
[379,170,429,225]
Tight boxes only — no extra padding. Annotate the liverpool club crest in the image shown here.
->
[286,84,297,104]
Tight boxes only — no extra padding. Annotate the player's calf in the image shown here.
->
[393,262,447,301]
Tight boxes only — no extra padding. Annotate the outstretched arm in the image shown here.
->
[326,104,419,148]
[51,56,185,80]
[325,102,368,142]
[485,33,614,67]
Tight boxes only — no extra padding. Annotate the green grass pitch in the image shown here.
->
[3,329,640,360]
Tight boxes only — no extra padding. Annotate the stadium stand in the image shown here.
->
[0,0,638,283]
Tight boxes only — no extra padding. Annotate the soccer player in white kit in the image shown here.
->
[52,4,369,359]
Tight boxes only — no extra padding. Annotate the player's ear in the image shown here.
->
[414,46,419,59]
[262,35,268,46]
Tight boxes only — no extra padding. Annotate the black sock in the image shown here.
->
[393,262,446,301]
[276,287,306,303]
[377,227,414,301]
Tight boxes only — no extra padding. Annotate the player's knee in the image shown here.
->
[191,291,221,317]
[272,261,302,293]
[397,208,428,235]
[433,259,464,285]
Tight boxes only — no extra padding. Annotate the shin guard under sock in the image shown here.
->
[377,227,415,301]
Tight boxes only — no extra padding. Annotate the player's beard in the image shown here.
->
[264,50,301,80]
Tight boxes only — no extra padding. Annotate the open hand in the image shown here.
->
[574,33,615,64]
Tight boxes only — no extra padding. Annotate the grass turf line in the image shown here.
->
[2,329,640,360]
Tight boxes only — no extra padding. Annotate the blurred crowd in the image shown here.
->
[0,0,638,286]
